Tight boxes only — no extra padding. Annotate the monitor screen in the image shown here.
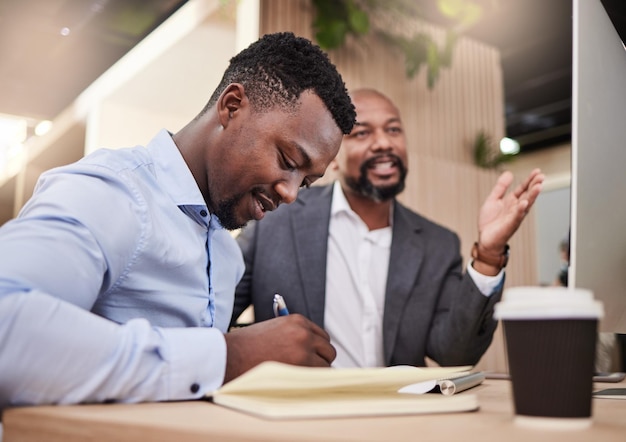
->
[570,0,626,333]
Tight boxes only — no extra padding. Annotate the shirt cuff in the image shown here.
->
[466,260,505,297]
[155,326,226,400]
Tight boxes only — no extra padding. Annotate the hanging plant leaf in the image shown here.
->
[392,33,428,79]
[310,0,496,89]
[426,41,440,88]
[313,0,369,49]
[314,19,349,49]
[472,130,517,169]
[440,30,458,67]
[312,0,349,49]
[347,6,369,35]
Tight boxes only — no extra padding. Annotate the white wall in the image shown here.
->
[0,0,240,224]
[85,1,237,153]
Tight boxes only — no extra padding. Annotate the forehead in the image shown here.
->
[351,92,401,124]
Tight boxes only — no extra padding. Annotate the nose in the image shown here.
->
[274,179,300,205]
[371,129,393,152]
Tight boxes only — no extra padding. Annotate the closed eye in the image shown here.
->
[280,152,296,171]
[279,144,319,189]
[280,152,309,187]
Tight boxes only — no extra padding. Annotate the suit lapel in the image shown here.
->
[289,186,333,327]
[383,201,424,363]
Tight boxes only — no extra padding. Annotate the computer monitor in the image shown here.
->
[570,0,626,334]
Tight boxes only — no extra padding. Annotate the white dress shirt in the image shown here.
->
[0,129,244,410]
[324,181,503,368]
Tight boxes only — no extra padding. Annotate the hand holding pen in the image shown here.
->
[223,302,336,382]
[273,293,290,317]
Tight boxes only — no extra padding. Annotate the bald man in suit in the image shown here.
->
[232,88,544,368]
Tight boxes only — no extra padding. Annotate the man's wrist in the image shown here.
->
[471,241,510,270]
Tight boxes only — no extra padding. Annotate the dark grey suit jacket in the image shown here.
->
[232,184,503,366]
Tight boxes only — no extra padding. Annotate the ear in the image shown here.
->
[217,83,246,128]
[330,145,345,171]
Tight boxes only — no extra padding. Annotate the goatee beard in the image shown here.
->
[344,155,407,202]
[212,193,246,231]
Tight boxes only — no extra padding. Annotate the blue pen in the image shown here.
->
[273,293,290,317]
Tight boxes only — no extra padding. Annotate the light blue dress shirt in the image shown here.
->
[0,129,244,410]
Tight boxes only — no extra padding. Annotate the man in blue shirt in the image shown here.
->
[0,32,355,411]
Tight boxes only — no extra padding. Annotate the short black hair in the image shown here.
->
[204,32,355,134]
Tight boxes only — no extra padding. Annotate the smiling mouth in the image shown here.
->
[255,192,277,212]
[366,156,400,176]
[370,160,396,170]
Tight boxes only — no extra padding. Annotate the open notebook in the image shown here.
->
[206,362,481,419]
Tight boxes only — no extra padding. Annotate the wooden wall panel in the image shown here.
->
[259,1,505,165]
[260,0,537,372]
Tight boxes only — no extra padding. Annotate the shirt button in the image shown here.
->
[190,383,200,394]
[200,210,208,217]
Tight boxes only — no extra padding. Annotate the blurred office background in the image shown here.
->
[1,0,624,371]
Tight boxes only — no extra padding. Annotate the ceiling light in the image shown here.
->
[35,120,53,137]
[499,137,520,155]
[60,27,71,36]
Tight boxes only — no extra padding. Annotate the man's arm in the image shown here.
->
[0,291,226,409]
[0,167,227,408]
[427,169,544,365]
[423,238,502,366]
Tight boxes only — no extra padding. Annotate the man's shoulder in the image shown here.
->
[297,184,333,200]
[280,184,332,209]
[69,144,151,177]
[76,130,173,174]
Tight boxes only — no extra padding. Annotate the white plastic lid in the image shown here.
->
[493,286,604,320]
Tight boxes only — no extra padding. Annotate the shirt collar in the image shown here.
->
[330,180,394,226]
[331,180,352,216]
[146,129,206,208]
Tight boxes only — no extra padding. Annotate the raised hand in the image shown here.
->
[473,168,544,272]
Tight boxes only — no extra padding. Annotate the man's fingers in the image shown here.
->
[488,170,514,200]
[224,314,337,381]
[270,315,336,365]
[295,315,335,365]
[513,168,544,199]
[314,335,337,365]
[308,319,331,340]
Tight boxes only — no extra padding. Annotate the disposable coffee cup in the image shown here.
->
[494,286,604,430]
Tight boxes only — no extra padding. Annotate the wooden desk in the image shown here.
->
[4,380,626,442]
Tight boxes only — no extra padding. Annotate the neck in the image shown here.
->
[173,113,219,205]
